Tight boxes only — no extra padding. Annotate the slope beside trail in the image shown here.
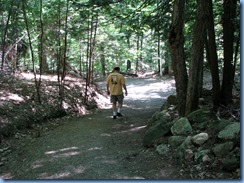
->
[1,77,186,179]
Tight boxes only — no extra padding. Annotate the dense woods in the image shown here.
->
[0,0,240,116]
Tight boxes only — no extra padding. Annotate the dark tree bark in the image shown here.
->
[205,0,221,107]
[221,0,237,105]
[168,0,188,116]
[100,42,106,77]
[185,0,207,115]
[1,0,13,70]
[38,0,43,88]
[135,34,140,74]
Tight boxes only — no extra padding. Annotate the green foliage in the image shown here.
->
[0,0,240,77]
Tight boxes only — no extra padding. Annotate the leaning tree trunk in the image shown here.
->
[185,0,207,115]
[220,0,237,106]
[168,0,188,116]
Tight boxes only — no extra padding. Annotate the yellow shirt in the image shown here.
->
[106,72,125,95]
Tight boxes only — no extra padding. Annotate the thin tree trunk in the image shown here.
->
[157,34,161,75]
[233,31,240,80]
[85,10,90,103]
[135,34,140,74]
[100,42,106,77]
[60,0,69,104]
[168,0,188,116]
[1,0,13,70]
[185,0,207,115]
[90,11,98,84]
[205,0,221,107]
[38,0,43,89]
[79,38,83,76]
[22,0,41,103]
[57,0,62,99]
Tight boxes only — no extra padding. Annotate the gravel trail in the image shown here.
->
[1,77,185,179]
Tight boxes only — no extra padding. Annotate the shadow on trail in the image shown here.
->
[1,77,179,179]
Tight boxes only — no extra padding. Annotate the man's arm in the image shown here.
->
[106,84,110,95]
[123,84,128,96]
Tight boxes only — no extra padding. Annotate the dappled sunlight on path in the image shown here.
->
[1,77,179,179]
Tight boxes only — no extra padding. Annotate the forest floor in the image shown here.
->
[0,71,240,180]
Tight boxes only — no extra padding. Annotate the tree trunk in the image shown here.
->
[57,0,62,102]
[168,0,188,116]
[59,0,69,105]
[157,33,161,76]
[205,0,221,107]
[185,0,207,115]
[79,38,83,76]
[135,34,140,74]
[220,0,237,105]
[22,0,41,103]
[100,42,106,77]
[38,0,44,88]
[1,0,13,70]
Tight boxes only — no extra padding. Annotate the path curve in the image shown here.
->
[1,77,185,179]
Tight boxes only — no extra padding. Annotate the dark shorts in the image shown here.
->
[110,94,124,104]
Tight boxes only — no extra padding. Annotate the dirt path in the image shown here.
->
[1,77,185,179]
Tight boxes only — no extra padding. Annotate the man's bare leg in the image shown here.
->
[117,103,123,116]
[112,103,117,118]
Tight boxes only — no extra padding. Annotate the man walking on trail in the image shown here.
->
[106,67,128,119]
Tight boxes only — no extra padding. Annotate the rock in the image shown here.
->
[160,95,177,111]
[212,142,234,157]
[184,149,194,162]
[202,154,212,162]
[218,122,240,141]
[194,147,210,162]
[222,147,240,172]
[167,95,178,105]
[175,136,193,160]
[143,118,174,146]
[171,117,192,135]
[192,133,209,145]
[0,125,15,137]
[209,119,231,132]
[187,108,216,124]
[147,111,170,127]
[156,144,170,156]
[168,136,186,148]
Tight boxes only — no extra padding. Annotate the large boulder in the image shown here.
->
[222,147,240,172]
[212,142,234,157]
[147,111,170,127]
[187,108,216,124]
[171,117,192,135]
[218,122,240,141]
[143,118,174,147]
[208,119,232,133]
